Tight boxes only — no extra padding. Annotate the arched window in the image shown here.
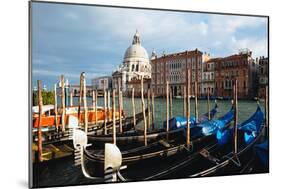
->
[132,64,135,71]
[136,64,139,72]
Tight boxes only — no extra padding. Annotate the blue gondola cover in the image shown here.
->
[216,106,264,145]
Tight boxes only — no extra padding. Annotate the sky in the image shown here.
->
[31,2,268,90]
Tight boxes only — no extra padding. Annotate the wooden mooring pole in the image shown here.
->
[103,87,107,134]
[186,70,191,147]
[82,74,88,134]
[183,86,187,117]
[37,80,43,162]
[112,89,116,145]
[118,78,122,133]
[166,81,169,140]
[151,92,155,130]
[132,88,136,129]
[233,80,238,154]
[265,85,269,138]
[169,90,173,118]
[147,89,151,130]
[119,91,123,133]
[107,89,111,126]
[141,76,147,146]
[95,89,98,126]
[92,90,95,116]
[195,81,198,123]
[78,73,83,124]
[54,84,58,131]
[70,91,73,107]
[207,87,211,120]
[61,75,65,132]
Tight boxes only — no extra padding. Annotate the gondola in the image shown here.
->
[237,139,269,174]
[148,105,265,179]
[254,139,269,168]
[87,108,148,136]
[115,105,264,181]
[73,106,234,179]
[35,108,147,145]
[88,104,218,145]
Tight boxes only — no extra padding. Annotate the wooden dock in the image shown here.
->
[32,142,73,163]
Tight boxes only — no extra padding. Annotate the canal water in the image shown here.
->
[67,96,265,128]
[34,97,265,187]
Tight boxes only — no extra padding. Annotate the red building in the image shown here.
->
[257,56,269,98]
[214,49,258,99]
[151,49,203,97]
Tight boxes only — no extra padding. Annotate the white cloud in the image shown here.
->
[33,69,77,78]
[231,37,268,58]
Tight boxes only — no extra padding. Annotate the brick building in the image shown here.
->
[257,56,269,98]
[151,49,203,97]
[214,49,258,99]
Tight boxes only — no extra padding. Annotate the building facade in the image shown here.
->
[127,78,151,97]
[92,76,112,90]
[201,57,217,97]
[69,85,93,97]
[151,49,203,97]
[257,56,269,98]
[112,30,151,92]
[214,49,258,99]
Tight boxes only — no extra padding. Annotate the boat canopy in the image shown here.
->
[201,108,234,136]
[32,105,54,114]
[163,104,218,131]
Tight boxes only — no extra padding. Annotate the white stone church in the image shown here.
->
[112,30,152,92]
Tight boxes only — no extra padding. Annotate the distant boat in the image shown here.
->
[174,96,183,99]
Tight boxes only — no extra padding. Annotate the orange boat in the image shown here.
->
[33,105,122,128]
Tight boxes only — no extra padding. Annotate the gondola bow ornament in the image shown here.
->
[69,115,124,182]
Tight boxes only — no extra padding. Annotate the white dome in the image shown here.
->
[114,30,151,92]
[124,44,149,60]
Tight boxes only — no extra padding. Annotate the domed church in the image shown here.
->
[112,30,151,92]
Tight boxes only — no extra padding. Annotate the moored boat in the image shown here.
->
[72,106,234,179]
[88,104,218,145]
[33,105,123,128]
